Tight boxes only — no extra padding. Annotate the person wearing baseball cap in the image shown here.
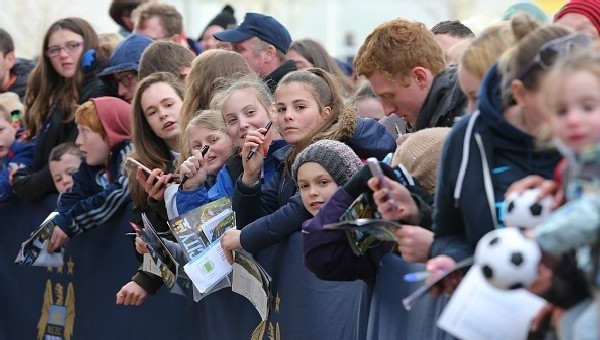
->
[97,34,154,103]
[214,12,296,93]
[554,0,600,40]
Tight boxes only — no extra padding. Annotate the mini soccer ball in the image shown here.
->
[474,228,541,290]
[503,188,553,229]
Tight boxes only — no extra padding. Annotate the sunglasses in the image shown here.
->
[518,33,593,80]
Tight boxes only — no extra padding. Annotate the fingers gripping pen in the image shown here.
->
[246,121,273,161]
[180,145,210,186]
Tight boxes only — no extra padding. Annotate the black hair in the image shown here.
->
[431,20,474,38]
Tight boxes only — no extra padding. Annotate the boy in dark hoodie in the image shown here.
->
[47,97,132,251]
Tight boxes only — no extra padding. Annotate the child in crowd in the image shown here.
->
[0,99,34,203]
[116,72,184,306]
[221,68,395,262]
[292,140,363,216]
[46,97,132,252]
[166,109,236,216]
[48,142,83,195]
[208,75,285,199]
[526,49,600,340]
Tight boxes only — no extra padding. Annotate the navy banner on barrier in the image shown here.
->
[367,253,455,340]
[0,196,188,340]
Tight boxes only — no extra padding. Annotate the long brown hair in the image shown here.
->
[180,49,253,130]
[24,17,100,139]
[128,72,184,207]
[276,68,357,175]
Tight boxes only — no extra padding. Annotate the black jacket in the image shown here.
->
[6,58,35,102]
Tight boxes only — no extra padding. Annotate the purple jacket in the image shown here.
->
[303,187,395,287]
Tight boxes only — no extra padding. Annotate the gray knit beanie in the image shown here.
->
[292,140,363,186]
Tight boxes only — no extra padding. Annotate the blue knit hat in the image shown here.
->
[97,33,154,77]
[214,13,292,53]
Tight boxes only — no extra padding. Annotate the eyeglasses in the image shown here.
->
[44,41,84,58]
[115,72,137,88]
[518,33,593,80]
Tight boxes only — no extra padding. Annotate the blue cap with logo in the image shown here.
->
[213,13,292,53]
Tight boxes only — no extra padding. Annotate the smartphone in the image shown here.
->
[367,157,398,209]
[125,157,152,175]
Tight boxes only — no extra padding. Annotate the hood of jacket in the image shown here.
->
[91,97,131,149]
[97,34,154,79]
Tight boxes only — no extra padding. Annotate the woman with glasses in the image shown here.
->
[425,15,592,300]
[12,17,111,202]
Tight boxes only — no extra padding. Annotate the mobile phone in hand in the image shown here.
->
[367,157,398,209]
[125,157,152,175]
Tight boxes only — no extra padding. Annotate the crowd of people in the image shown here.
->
[1,0,600,339]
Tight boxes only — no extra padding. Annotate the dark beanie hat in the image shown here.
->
[554,0,600,36]
[207,5,236,30]
[292,140,363,186]
[109,0,148,28]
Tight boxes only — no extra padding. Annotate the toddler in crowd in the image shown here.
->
[0,96,33,203]
[48,142,83,195]
[526,49,600,340]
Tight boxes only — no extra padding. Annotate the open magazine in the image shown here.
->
[130,214,179,289]
[323,218,402,242]
[168,197,236,295]
[232,250,272,321]
[330,193,382,256]
[402,257,474,311]
[15,212,64,267]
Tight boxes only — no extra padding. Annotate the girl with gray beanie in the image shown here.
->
[291,139,363,216]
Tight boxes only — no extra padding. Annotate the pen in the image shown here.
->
[403,271,432,282]
[180,145,210,186]
[125,232,171,236]
[246,121,273,161]
[394,123,402,137]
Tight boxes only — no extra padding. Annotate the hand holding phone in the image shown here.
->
[126,157,179,185]
[125,157,152,175]
[367,157,398,210]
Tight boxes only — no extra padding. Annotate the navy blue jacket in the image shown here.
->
[429,63,562,262]
[54,141,132,238]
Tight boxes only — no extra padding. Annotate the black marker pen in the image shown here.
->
[180,145,210,186]
[246,121,273,161]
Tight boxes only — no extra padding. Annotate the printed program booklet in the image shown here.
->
[168,197,236,295]
[130,214,179,289]
[15,212,64,267]
[323,218,402,242]
[329,193,383,256]
[232,250,272,321]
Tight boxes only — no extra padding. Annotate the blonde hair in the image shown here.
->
[459,21,515,80]
[497,16,572,109]
[178,109,235,170]
[539,48,600,146]
[180,49,253,131]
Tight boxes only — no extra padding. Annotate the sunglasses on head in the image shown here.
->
[518,33,593,80]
